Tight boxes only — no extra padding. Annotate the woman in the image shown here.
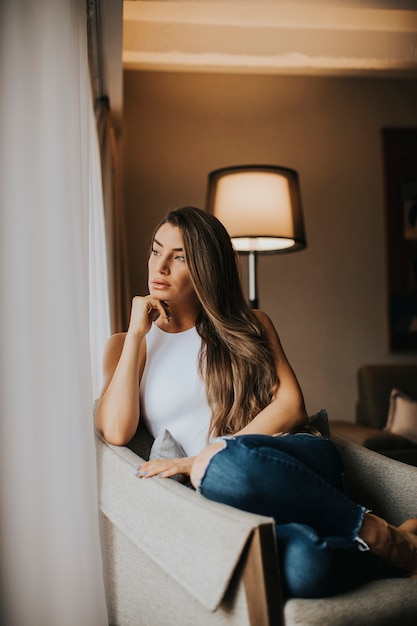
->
[95,206,417,598]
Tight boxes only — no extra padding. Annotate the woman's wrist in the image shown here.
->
[125,326,147,342]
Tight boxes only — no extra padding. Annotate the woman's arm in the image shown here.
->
[94,331,144,445]
[94,296,171,446]
[235,310,308,436]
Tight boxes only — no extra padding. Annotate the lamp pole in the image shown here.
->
[248,251,258,309]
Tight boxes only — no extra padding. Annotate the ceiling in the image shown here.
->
[122,0,417,77]
[98,1,417,133]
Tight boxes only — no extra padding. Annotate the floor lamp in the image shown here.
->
[206,165,307,308]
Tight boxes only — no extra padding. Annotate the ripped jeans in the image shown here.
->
[196,433,378,598]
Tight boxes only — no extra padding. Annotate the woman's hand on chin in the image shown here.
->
[128,295,172,337]
[135,456,195,480]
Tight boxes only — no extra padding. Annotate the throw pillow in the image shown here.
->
[385,389,417,445]
[149,429,186,461]
[308,408,330,438]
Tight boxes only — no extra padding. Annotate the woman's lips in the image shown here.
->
[151,280,170,289]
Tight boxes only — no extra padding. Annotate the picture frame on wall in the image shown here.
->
[382,128,417,352]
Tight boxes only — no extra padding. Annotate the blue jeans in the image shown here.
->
[197,434,378,598]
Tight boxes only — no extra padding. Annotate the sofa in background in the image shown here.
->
[331,363,417,466]
[96,422,417,626]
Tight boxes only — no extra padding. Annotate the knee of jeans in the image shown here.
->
[195,441,260,509]
[190,440,227,491]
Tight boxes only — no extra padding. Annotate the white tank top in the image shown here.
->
[140,323,212,456]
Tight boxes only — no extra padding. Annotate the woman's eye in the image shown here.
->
[176,255,185,262]
[151,248,160,256]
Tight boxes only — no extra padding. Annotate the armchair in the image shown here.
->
[96,425,417,626]
[331,364,417,466]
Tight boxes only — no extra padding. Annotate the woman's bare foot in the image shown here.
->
[399,518,417,535]
[360,514,417,578]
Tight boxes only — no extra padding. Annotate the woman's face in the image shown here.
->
[148,222,196,306]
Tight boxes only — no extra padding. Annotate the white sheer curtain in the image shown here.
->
[0,1,109,624]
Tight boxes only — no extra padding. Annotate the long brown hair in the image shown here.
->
[153,206,279,438]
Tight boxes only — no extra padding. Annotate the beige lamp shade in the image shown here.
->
[206,165,306,254]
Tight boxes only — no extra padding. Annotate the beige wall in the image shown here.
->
[122,70,417,422]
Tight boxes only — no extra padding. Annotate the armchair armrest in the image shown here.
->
[95,431,283,625]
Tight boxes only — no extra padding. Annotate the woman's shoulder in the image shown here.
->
[102,332,128,365]
[105,332,127,350]
[252,308,273,328]
[252,309,283,349]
